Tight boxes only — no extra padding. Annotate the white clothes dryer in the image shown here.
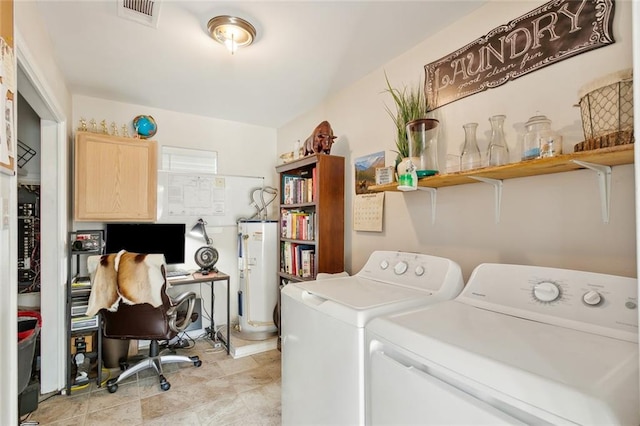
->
[366,263,639,425]
[281,251,464,425]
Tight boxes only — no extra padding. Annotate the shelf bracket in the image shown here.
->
[571,160,612,224]
[417,187,437,224]
[469,176,503,224]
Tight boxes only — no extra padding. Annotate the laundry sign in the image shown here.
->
[424,0,615,110]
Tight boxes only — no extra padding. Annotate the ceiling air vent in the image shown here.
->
[117,0,161,28]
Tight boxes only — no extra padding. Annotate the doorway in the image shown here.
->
[16,49,69,395]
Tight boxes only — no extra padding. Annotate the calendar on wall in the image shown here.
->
[353,192,384,232]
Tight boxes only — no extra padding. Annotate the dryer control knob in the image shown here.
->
[583,290,603,306]
[533,281,560,302]
[415,265,425,276]
[380,260,389,270]
[394,261,408,275]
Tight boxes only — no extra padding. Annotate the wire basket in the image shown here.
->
[17,139,37,168]
[576,69,633,151]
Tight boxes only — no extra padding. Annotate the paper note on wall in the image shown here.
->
[167,174,226,216]
[354,192,384,232]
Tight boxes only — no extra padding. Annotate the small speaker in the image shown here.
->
[184,298,203,332]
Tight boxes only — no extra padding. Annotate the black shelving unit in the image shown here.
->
[66,230,104,394]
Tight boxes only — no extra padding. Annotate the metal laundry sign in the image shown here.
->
[424,0,616,110]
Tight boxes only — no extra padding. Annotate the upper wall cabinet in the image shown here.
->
[74,132,157,222]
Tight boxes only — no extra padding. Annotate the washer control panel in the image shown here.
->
[357,251,463,297]
[459,263,638,342]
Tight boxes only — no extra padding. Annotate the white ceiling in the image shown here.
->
[34,1,486,128]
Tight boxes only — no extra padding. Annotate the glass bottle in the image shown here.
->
[486,114,509,167]
[459,122,482,171]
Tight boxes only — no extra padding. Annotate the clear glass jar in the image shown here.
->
[523,114,555,160]
[487,115,509,167]
[406,118,440,177]
[459,122,482,171]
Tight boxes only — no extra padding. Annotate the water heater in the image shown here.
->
[237,220,278,340]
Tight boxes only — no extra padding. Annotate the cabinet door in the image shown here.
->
[74,132,157,221]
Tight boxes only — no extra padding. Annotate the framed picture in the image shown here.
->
[0,36,15,175]
[355,151,385,194]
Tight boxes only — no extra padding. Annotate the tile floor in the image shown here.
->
[22,339,281,425]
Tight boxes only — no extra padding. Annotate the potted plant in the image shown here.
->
[383,72,429,169]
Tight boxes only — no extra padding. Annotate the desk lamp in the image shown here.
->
[190,218,219,274]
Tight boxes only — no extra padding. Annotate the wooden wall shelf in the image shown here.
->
[368,144,634,224]
[368,144,634,192]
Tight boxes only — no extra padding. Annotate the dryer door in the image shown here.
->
[370,348,533,425]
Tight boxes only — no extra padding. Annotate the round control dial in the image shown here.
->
[582,290,603,306]
[380,260,389,270]
[533,281,561,303]
[394,261,408,275]
[415,265,425,276]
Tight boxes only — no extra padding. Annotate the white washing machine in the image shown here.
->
[366,263,639,425]
[281,250,464,425]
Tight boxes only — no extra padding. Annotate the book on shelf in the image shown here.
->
[280,241,315,278]
[282,173,315,205]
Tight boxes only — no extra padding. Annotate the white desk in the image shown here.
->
[169,271,230,354]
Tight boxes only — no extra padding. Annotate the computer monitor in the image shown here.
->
[105,223,186,265]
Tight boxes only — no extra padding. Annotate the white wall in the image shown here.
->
[278,0,636,281]
[72,95,279,329]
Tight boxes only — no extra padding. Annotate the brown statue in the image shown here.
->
[303,121,337,155]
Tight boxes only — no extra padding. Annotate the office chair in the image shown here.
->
[88,253,202,393]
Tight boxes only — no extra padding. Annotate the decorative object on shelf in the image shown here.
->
[523,114,561,160]
[460,122,482,171]
[355,151,385,194]
[406,118,439,177]
[110,121,119,136]
[303,121,337,155]
[207,15,256,55]
[89,118,97,133]
[190,218,219,273]
[121,124,131,138]
[100,119,108,134]
[383,72,429,167]
[424,0,615,111]
[133,114,157,139]
[576,68,634,152]
[78,117,88,132]
[487,114,509,167]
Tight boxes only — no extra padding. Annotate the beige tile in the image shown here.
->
[29,393,90,425]
[88,381,140,413]
[217,356,259,376]
[238,381,281,419]
[84,400,143,426]
[228,366,276,394]
[195,393,250,425]
[251,349,281,366]
[42,414,87,426]
[141,408,201,425]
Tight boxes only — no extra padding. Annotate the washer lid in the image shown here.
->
[289,276,442,327]
[367,301,639,425]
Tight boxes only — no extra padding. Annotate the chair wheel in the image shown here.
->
[190,355,201,367]
[107,378,118,393]
[159,375,170,391]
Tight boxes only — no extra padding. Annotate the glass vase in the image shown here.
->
[486,114,509,167]
[459,122,482,171]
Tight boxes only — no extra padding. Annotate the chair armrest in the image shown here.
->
[166,291,197,333]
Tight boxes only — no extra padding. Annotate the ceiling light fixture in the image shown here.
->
[207,15,256,55]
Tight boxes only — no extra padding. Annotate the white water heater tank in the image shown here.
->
[237,220,278,339]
